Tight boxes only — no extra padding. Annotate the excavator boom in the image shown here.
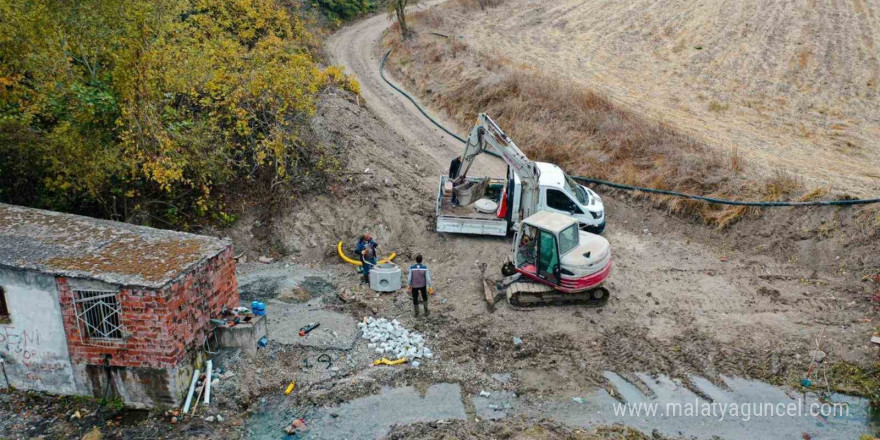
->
[457,114,542,224]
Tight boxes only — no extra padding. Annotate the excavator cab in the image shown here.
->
[516,222,562,284]
[511,211,611,295]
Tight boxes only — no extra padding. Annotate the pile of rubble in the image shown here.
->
[359,317,432,361]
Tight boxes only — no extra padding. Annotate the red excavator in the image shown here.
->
[486,210,612,307]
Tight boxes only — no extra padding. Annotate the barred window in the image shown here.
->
[73,290,124,343]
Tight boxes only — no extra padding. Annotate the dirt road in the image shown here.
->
[325,2,504,178]
[318,0,877,405]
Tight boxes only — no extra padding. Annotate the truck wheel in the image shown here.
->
[501,262,517,277]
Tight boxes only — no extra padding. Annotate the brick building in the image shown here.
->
[0,203,239,408]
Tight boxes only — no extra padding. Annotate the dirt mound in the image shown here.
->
[225,88,440,263]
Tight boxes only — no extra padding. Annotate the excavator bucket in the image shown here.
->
[484,277,504,306]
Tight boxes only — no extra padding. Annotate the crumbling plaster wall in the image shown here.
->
[0,266,81,395]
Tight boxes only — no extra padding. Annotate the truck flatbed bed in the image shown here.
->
[435,176,509,236]
[438,195,500,220]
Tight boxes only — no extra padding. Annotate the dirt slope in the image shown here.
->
[227,86,878,407]
[443,0,880,196]
[219,6,878,407]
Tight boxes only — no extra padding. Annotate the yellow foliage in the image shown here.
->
[0,0,341,226]
[323,65,362,95]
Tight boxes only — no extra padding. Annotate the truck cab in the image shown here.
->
[534,162,605,234]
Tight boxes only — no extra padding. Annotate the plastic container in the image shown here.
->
[453,177,490,206]
[369,263,402,292]
[251,301,266,316]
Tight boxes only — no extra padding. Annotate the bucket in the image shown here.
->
[453,177,490,206]
[369,263,402,292]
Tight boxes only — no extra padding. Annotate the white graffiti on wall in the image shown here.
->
[0,327,66,382]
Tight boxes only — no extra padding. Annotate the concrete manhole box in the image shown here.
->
[369,263,402,292]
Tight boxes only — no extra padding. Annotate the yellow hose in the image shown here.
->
[336,240,396,266]
[373,357,407,366]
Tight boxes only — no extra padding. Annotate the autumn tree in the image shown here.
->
[0,0,359,227]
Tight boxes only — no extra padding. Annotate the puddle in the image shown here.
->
[237,264,337,303]
[300,276,336,297]
[531,372,877,440]
[246,383,466,439]
[245,368,876,439]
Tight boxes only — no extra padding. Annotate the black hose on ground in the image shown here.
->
[317,354,333,370]
[380,50,468,144]
[379,49,880,207]
[570,177,880,206]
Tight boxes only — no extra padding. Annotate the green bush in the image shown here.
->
[314,0,376,21]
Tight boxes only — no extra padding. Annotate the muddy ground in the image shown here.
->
[220,84,876,438]
[2,3,878,439]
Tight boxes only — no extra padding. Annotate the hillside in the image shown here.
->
[452,0,880,195]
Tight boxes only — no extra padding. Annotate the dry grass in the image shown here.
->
[455,0,507,9]
[730,146,741,173]
[383,15,840,228]
[437,0,880,197]
[797,186,830,202]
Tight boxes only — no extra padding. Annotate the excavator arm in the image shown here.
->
[456,114,542,222]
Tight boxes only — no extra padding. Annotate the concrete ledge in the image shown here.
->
[79,363,191,409]
[216,315,268,356]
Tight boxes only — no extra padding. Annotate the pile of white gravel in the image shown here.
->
[359,317,432,362]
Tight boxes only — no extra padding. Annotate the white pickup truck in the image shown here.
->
[436,161,605,237]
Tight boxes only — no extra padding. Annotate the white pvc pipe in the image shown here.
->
[182,368,200,413]
[204,360,212,405]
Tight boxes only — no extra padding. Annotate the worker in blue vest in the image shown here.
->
[407,254,432,317]
[356,233,379,284]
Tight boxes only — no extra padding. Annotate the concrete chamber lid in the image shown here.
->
[474,198,498,214]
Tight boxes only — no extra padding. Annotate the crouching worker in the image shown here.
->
[407,254,432,317]
[357,233,379,284]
